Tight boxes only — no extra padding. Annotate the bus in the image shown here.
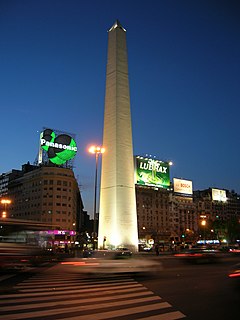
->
[0,218,59,270]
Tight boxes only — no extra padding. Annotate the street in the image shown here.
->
[138,254,240,320]
[0,254,239,319]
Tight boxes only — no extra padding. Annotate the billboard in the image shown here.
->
[135,156,170,188]
[173,178,193,195]
[212,188,227,202]
[40,128,77,165]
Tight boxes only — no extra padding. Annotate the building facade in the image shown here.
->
[1,163,239,246]
[194,188,240,221]
[136,185,240,246]
[0,163,84,232]
[194,188,240,242]
[136,185,198,245]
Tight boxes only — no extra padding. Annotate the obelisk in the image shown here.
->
[98,20,138,252]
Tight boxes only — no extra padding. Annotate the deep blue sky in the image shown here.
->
[1,0,239,216]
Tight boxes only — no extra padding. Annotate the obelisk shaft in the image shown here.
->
[98,21,138,252]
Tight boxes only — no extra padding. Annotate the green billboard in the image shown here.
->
[135,156,170,188]
[40,129,77,165]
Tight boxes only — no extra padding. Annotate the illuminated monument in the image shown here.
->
[98,20,138,251]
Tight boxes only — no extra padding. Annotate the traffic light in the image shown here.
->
[2,211,7,218]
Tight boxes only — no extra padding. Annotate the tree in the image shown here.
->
[227,217,240,243]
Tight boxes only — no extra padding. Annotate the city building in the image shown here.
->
[136,185,198,247]
[136,186,171,243]
[0,163,84,233]
[194,188,240,242]
[1,162,239,247]
[136,184,240,247]
[0,169,23,197]
[194,188,240,221]
[169,193,197,243]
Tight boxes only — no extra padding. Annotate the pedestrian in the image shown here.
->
[64,243,69,254]
[83,248,89,258]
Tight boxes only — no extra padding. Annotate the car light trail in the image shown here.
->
[60,261,100,266]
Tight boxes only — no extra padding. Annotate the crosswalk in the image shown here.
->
[0,265,186,320]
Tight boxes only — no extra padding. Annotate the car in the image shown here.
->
[0,242,50,270]
[220,245,240,254]
[60,250,162,276]
[115,247,132,257]
[174,247,222,264]
[228,246,240,255]
[228,263,240,278]
[228,262,240,288]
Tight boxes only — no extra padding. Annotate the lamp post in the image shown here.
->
[1,199,11,218]
[88,146,105,248]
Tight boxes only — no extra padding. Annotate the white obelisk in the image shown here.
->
[98,20,138,252]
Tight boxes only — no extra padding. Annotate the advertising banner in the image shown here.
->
[173,178,193,195]
[40,128,77,165]
[135,157,170,188]
[212,188,227,202]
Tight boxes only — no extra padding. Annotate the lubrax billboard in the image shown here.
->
[40,128,77,165]
[135,156,170,188]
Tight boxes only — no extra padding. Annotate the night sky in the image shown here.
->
[1,0,239,217]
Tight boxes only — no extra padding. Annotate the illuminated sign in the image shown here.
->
[40,129,77,165]
[40,230,76,236]
[212,189,227,202]
[135,156,170,188]
[173,178,193,195]
[48,230,76,236]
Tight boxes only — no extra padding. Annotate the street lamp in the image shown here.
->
[1,199,12,218]
[88,145,105,248]
[201,220,207,240]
